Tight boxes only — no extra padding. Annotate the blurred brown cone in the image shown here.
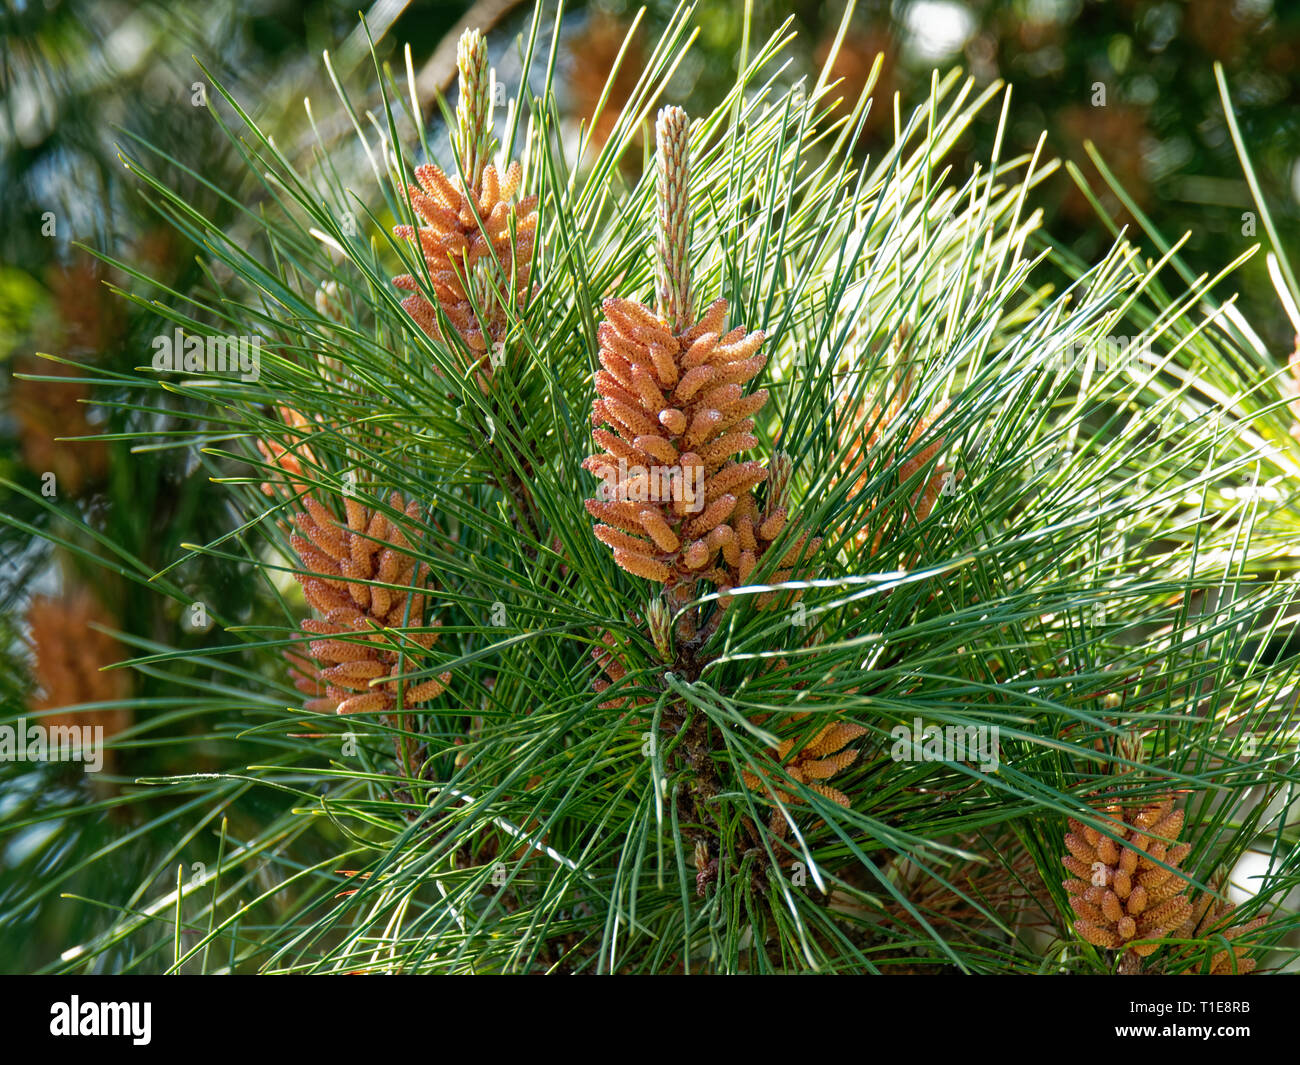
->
[566,15,644,155]
[814,28,897,141]
[27,590,131,766]
[11,358,109,497]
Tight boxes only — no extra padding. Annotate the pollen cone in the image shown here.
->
[287,492,449,715]
[391,159,538,375]
[584,297,818,598]
[1173,891,1266,975]
[741,718,867,834]
[392,32,537,386]
[1062,795,1194,963]
[257,406,319,501]
[843,358,955,557]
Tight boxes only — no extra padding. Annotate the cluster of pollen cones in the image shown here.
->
[1063,796,1194,958]
[741,719,867,831]
[392,161,537,382]
[583,296,819,595]
[285,493,448,715]
[1063,794,1267,971]
[391,30,536,384]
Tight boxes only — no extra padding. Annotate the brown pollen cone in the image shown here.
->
[724,456,822,609]
[566,15,644,155]
[1062,795,1193,963]
[12,257,123,496]
[1172,891,1266,975]
[814,28,897,141]
[257,406,319,501]
[392,160,538,374]
[11,359,109,497]
[583,295,774,588]
[288,492,449,715]
[392,31,535,388]
[741,719,867,833]
[590,628,654,713]
[584,106,820,610]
